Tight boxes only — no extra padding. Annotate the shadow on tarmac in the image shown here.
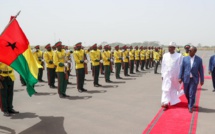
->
[0,126,16,134]
[66,96,92,100]
[14,89,24,92]
[18,116,67,134]
[201,88,208,91]
[122,78,136,80]
[34,84,45,87]
[111,81,126,84]
[86,90,107,94]
[102,85,118,88]
[34,92,57,96]
[198,106,215,113]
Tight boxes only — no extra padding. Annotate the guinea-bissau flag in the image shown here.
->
[0,16,39,96]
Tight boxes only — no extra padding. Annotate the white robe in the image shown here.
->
[161,52,183,105]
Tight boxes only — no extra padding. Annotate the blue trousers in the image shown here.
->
[184,78,198,109]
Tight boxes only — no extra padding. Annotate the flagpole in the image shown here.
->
[0,10,21,36]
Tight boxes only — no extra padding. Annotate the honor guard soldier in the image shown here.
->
[73,42,87,92]
[182,45,190,56]
[122,45,130,76]
[43,44,56,88]
[0,62,19,116]
[134,46,140,72]
[98,45,104,74]
[145,47,150,69]
[114,45,122,79]
[32,45,44,82]
[102,45,112,82]
[153,47,160,74]
[140,46,146,71]
[53,41,69,98]
[65,46,73,84]
[90,44,102,87]
[129,46,135,74]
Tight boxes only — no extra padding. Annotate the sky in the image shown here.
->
[1,0,215,46]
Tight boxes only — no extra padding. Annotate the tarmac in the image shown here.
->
[0,50,215,134]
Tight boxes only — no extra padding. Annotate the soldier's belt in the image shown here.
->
[0,70,12,74]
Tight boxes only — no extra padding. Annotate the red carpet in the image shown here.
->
[204,75,211,79]
[143,85,202,134]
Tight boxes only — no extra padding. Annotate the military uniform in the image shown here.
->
[90,44,102,86]
[122,45,129,76]
[153,48,160,74]
[140,46,146,71]
[134,46,140,72]
[114,45,122,79]
[0,62,19,116]
[145,48,150,69]
[73,43,87,92]
[43,44,56,88]
[32,45,44,82]
[129,46,135,74]
[182,45,191,57]
[53,42,68,98]
[102,45,112,82]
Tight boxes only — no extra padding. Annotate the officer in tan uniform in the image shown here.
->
[32,45,44,82]
[53,41,68,98]
[0,62,19,116]
[43,44,56,88]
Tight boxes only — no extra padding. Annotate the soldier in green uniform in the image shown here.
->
[114,45,122,79]
[90,44,102,87]
[122,45,130,76]
[32,45,44,82]
[102,45,112,82]
[73,42,87,92]
[129,46,135,74]
[53,41,68,98]
[0,62,19,116]
[43,44,56,88]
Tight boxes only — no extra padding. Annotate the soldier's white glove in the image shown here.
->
[32,48,36,53]
[100,60,103,63]
[84,60,88,63]
[64,63,68,67]
[67,60,71,63]
[111,59,113,62]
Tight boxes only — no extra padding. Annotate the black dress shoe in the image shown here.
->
[9,109,19,114]
[213,89,215,92]
[38,80,45,82]
[4,112,11,117]
[97,84,102,86]
[78,89,83,93]
[125,74,130,76]
[82,88,88,92]
[189,108,193,113]
[67,82,72,85]
[94,84,99,87]
[63,94,69,97]
[59,94,65,98]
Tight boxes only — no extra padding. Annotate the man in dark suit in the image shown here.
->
[178,46,204,113]
[208,54,215,92]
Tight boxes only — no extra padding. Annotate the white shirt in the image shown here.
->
[190,55,195,77]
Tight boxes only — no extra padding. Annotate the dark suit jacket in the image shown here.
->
[179,55,204,84]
